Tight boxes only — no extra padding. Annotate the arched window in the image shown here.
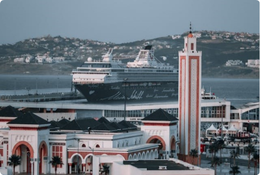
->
[191,43,194,50]
[95,144,100,148]
[82,144,86,148]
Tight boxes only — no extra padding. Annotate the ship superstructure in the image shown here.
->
[72,46,178,102]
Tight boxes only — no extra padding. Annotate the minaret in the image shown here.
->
[178,24,201,164]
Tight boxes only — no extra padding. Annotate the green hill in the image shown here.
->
[0,31,258,78]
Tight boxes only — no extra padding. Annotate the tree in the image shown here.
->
[101,164,110,175]
[244,143,256,169]
[230,149,240,166]
[251,153,259,175]
[189,148,198,165]
[8,154,21,175]
[212,156,221,175]
[49,156,63,175]
[216,139,225,163]
[209,142,219,167]
[229,165,241,175]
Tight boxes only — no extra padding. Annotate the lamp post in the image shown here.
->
[219,102,225,174]
[221,104,224,139]
[14,78,16,95]
[35,78,38,94]
[88,146,94,173]
[123,78,128,121]
[56,77,59,93]
[76,139,79,175]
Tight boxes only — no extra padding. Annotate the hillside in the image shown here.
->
[0,31,258,78]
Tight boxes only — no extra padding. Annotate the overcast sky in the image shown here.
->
[0,0,259,44]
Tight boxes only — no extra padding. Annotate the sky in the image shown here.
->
[0,0,259,45]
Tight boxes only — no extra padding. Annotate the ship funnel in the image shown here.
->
[102,48,113,62]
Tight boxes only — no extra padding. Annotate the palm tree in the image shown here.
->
[101,164,110,175]
[49,156,63,175]
[251,153,259,175]
[209,142,219,167]
[244,143,256,169]
[216,139,225,163]
[212,156,221,175]
[230,149,240,166]
[8,154,21,175]
[189,148,198,165]
[229,165,241,175]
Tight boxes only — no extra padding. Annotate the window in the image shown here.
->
[191,43,194,50]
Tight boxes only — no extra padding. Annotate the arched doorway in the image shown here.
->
[12,141,34,174]
[85,155,93,174]
[146,136,166,159]
[39,141,48,174]
[72,154,82,174]
[170,136,176,158]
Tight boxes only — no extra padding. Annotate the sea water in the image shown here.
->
[0,74,258,108]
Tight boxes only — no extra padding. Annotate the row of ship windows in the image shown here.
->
[82,64,111,68]
[104,109,179,118]
[74,78,103,81]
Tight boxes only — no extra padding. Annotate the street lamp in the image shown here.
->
[76,139,79,175]
[88,146,94,173]
[219,102,225,174]
[14,78,16,95]
[35,78,38,94]
[88,146,94,154]
[56,77,59,93]
[123,78,128,121]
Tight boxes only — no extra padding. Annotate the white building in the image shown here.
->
[225,60,243,66]
[53,57,65,62]
[246,59,259,68]
[35,56,46,63]
[45,57,53,63]
[0,106,197,175]
[13,58,24,63]
[25,55,33,63]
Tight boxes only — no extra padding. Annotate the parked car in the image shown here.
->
[210,138,217,143]
[252,139,259,143]
[201,137,209,143]
[204,138,209,142]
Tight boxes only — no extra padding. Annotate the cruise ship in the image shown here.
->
[72,45,178,102]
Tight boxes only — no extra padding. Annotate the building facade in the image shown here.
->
[0,106,179,175]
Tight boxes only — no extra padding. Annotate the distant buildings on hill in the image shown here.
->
[225,59,259,68]
[14,54,65,64]
[246,59,260,68]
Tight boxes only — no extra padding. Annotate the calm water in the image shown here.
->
[0,75,258,108]
[201,78,259,107]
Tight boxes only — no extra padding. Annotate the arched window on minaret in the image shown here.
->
[191,43,194,50]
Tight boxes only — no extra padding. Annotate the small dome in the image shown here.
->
[87,57,92,62]
[162,56,167,61]
[188,33,193,38]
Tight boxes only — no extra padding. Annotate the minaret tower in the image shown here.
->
[178,24,201,164]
